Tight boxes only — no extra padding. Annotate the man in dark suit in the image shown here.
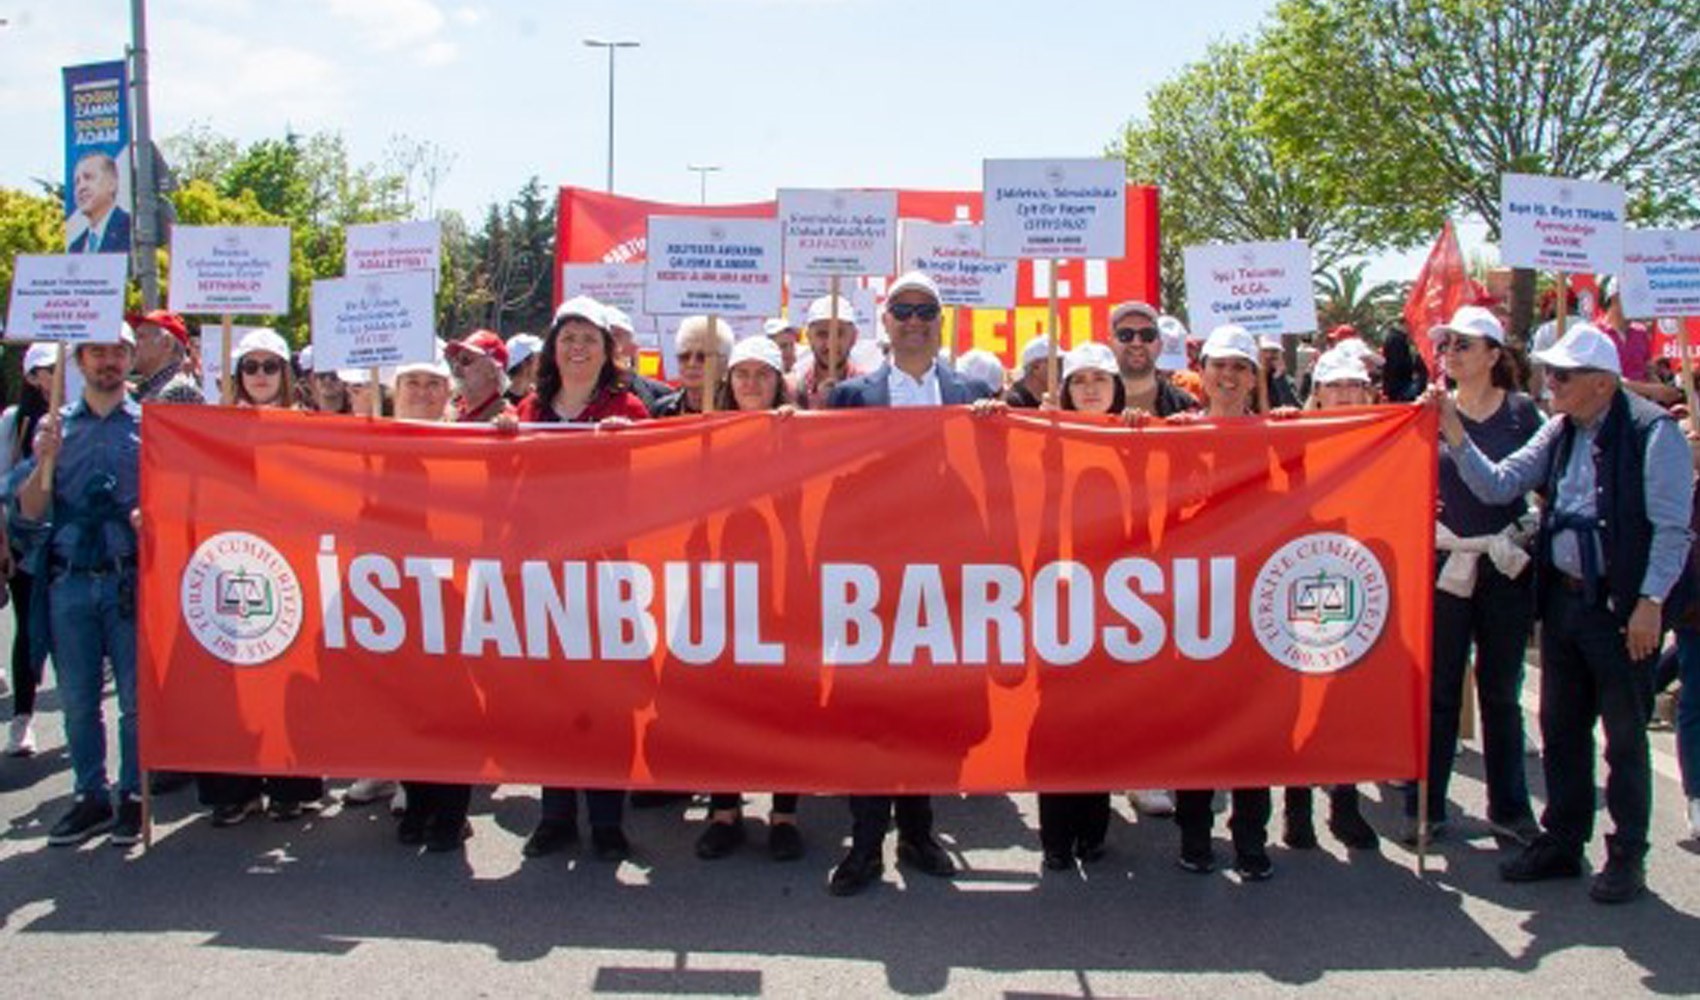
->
[66,152,130,254]
[824,270,995,897]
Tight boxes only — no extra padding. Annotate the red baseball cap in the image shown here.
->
[125,309,190,347]
[1326,323,1360,344]
[445,329,508,369]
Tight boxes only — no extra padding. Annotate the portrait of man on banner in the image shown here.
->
[61,60,133,254]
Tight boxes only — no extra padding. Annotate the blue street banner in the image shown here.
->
[62,60,131,254]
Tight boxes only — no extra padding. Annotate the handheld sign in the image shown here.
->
[644,216,782,317]
[344,220,442,277]
[309,271,437,371]
[1183,239,1318,337]
[1621,229,1700,319]
[898,221,1017,309]
[167,225,292,315]
[1499,174,1626,274]
[4,253,129,343]
[981,158,1127,261]
[777,189,898,277]
[561,262,660,350]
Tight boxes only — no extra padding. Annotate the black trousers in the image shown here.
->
[1284,784,1361,819]
[848,795,933,852]
[401,782,471,827]
[709,792,799,813]
[1539,583,1656,856]
[198,773,325,806]
[7,567,42,717]
[1175,788,1271,851]
[1038,793,1110,854]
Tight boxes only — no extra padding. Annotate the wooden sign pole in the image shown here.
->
[368,366,382,417]
[219,313,235,404]
[1045,260,1060,402]
[948,305,961,365]
[40,344,67,486]
[1554,271,1569,340]
[703,315,719,415]
[826,275,842,385]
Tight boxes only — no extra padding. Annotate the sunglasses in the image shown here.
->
[887,302,941,322]
[676,350,713,364]
[1441,337,1483,354]
[239,358,284,376]
[1547,368,1599,385]
[1114,326,1160,344]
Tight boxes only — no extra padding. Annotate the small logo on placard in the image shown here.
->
[1045,166,1066,185]
[65,261,81,278]
[1557,186,1574,204]
[953,228,973,247]
[181,532,304,666]
[831,195,846,212]
[708,224,727,242]
[222,233,242,249]
[386,225,403,241]
[1251,533,1388,674]
[1663,236,1678,253]
[1239,250,1258,268]
[365,281,384,298]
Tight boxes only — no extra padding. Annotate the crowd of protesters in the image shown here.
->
[1,270,1695,906]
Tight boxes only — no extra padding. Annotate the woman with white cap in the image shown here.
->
[231,328,296,409]
[1407,304,1543,847]
[1058,341,1124,415]
[0,344,58,755]
[714,335,794,413]
[654,317,734,418]
[504,333,544,407]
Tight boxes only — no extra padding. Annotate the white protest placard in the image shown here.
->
[785,275,879,333]
[168,225,292,315]
[982,158,1126,260]
[644,216,782,317]
[899,221,1017,309]
[561,261,658,336]
[1183,239,1318,337]
[310,270,437,370]
[1621,229,1700,319]
[4,253,128,342]
[778,188,898,277]
[345,220,441,277]
[1499,174,1626,274]
[198,325,263,404]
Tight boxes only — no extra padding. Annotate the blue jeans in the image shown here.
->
[49,571,138,800]
[1677,629,1700,800]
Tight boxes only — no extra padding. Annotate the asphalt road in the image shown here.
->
[3,629,1698,997]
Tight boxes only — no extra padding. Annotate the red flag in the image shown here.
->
[1404,219,1481,374]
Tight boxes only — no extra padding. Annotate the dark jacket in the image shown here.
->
[1150,377,1200,417]
[629,374,675,416]
[1004,381,1042,409]
[828,360,995,408]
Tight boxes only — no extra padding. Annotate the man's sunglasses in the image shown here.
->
[1547,368,1601,385]
[239,358,284,376]
[677,350,713,364]
[888,302,941,322]
[1114,326,1160,344]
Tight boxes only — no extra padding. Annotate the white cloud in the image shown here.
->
[153,21,348,127]
[451,6,485,27]
[321,0,462,64]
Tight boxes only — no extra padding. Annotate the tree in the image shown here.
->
[445,177,556,335]
[1314,261,1407,333]
[0,187,65,401]
[1260,0,1700,339]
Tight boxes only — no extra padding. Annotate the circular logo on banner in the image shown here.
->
[180,532,304,666]
[1251,533,1389,675]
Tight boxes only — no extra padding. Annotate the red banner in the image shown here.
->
[555,186,1162,370]
[1403,219,1483,373]
[140,406,1433,792]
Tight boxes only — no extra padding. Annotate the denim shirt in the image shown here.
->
[11,397,142,568]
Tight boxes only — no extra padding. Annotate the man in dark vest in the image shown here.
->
[1431,322,1694,903]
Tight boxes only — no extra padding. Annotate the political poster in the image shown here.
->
[643,216,783,318]
[168,226,293,316]
[1621,230,1700,320]
[982,159,1127,260]
[1183,239,1318,337]
[1499,173,1627,274]
[4,253,130,343]
[62,60,131,254]
[345,220,442,277]
[778,189,898,277]
[899,221,1017,309]
[309,271,438,370]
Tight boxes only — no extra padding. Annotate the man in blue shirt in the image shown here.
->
[1431,322,1694,903]
[14,325,144,848]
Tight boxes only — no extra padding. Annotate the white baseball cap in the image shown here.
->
[506,333,543,371]
[392,340,452,382]
[1257,333,1283,351]
[1062,341,1119,382]
[806,295,859,328]
[884,270,942,307]
[23,342,58,373]
[1108,300,1160,330]
[1156,316,1189,372]
[1428,304,1505,346]
[298,344,315,372]
[955,348,1005,390]
[1312,348,1371,385]
[553,295,607,330]
[764,317,798,338]
[1200,324,1259,369]
[728,335,783,373]
[1532,321,1622,375]
[602,307,634,333]
[234,327,291,362]
[1020,335,1054,369]
[1333,336,1385,367]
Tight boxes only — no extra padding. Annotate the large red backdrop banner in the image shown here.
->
[140,405,1433,792]
[554,186,1163,370]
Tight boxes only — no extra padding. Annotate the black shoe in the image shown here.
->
[1488,814,1543,848]
[828,849,883,896]
[148,771,194,795]
[1042,848,1074,871]
[48,797,114,846]
[1590,839,1647,904]
[267,798,305,822]
[695,820,746,860]
[1234,849,1274,881]
[521,820,579,858]
[1177,832,1215,874]
[629,790,691,809]
[210,797,263,828]
[896,835,957,877]
[110,798,143,847]
[1499,835,1584,882]
[767,822,804,862]
[591,825,631,862]
[1283,815,1319,850]
[425,818,472,853]
[397,808,429,846]
[1329,807,1381,851]
[1075,839,1107,863]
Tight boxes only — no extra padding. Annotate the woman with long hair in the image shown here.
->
[1,345,57,755]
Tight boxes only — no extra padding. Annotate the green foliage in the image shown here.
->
[441,176,557,336]
[0,186,64,314]
[1314,261,1408,332]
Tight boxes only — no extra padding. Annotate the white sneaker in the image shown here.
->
[1128,789,1175,817]
[1688,798,1700,842]
[4,715,35,757]
[390,785,408,816]
[343,779,398,805]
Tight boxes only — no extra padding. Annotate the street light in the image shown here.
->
[687,164,721,205]
[583,38,639,193]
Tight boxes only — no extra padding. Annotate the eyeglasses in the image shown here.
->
[1114,326,1160,344]
[450,353,480,369]
[676,350,712,364]
[887,302,941,322]
[1547,368,1599,385]
[239,358,284,376]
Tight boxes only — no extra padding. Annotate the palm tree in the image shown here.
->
[1314,261,1407,335]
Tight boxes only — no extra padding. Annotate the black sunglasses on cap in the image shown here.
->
[887,302,941,322]
[1114,326,1160,344]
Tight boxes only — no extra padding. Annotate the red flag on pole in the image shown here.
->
[1403,219,1481,374]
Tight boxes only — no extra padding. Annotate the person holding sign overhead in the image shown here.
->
[653,317,733,418]
[1430,322,1694,904]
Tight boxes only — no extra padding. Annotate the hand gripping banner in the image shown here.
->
[140,406,1434,792]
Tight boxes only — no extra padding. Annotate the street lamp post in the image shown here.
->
[583,38,639,193]
[687,164,721,205]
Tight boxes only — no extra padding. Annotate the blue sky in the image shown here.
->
[0,0,1450,275]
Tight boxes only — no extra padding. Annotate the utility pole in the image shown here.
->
[130,0,160,308]
[583,38,639,193]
